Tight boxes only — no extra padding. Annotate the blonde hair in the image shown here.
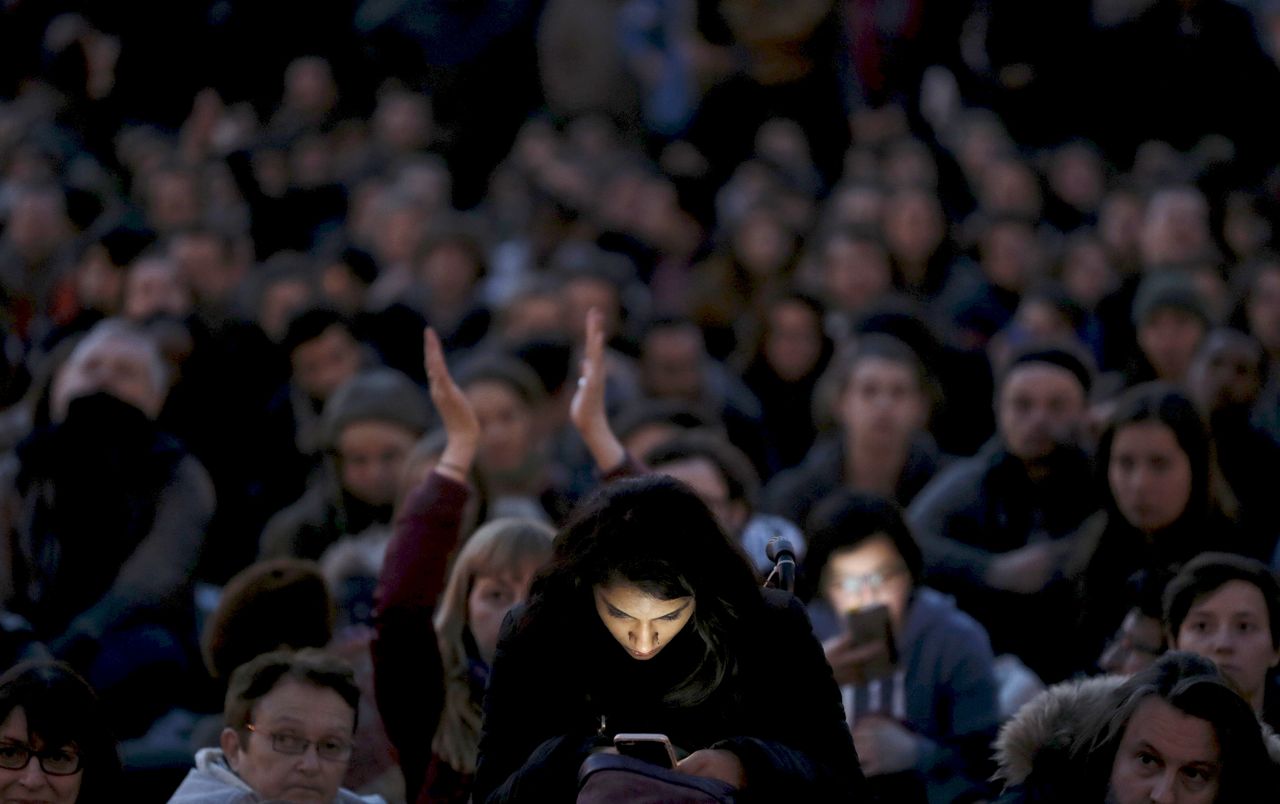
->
[432,517,554,773]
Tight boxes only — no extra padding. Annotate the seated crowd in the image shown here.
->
[5,1,1280,801]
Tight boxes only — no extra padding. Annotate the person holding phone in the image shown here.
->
[470,472,865,803]
[802,490,999,804]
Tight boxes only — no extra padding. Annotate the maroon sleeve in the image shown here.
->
[371,470,471,800]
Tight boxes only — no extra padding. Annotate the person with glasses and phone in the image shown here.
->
[802,490,1000,804]
[167,648,383,804]
[0,661,120,804]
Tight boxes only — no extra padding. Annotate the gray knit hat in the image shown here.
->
[320,367,431,450]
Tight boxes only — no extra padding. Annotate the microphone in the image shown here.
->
[765,535,796,593]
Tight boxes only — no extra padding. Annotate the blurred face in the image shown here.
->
[822,237,891,313]
[52,335,163,420]
[1187,333,1264,413]
[222,680,354,804]
[1062,238,1117,309]
[593,581,695,661]
[1245,268,1280,355]
[764,301,823,382]
[420,242,478,306]
[466,381,536,474]
[563,278,619,344]
[1108,422,1193,535]
[468,560,542,664]
[642,328,705,401]
[123,258,191,322]
[997,363,1086,463]
[260,280,314,343]
[500,293,566,342]
[883,192,944,265]
[1099,609,1165,676]
[733,211,792,277]
[1139,309,1205,383]
[981,221,1038,292]
[822,535,911,633]
[170,234,242,305]
[75,246,125,312]
[291,326,361,403]
[1107,697,1220,804]
[840,357,926,448]
[656,457,748,536]
[0,707,83,804]
[336,420,417,506]
[1174,581,1280,710]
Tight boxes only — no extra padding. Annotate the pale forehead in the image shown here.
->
[1112,421,1179,453]
[828,535,898,577]
[1123,697,1219,763]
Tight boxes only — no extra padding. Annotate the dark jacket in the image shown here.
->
[907,440,1095,681]
[761,434,940,530]
[472,589,864,803]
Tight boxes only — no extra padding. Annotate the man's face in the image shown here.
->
[997,363,1086,463]
[655,457,748,536]
[1187,333,1264,413]
[839,357,927,448]
[642,328,705,402]
[291,327,361,403]
[1138,309,1205,383]
[222,680,354,804]
[1107,697,1220,804]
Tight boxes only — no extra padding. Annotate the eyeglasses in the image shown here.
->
[829,565,907,598]
[0,742,82,775]
[245,725,352,762]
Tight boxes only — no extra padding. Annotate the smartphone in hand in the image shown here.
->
[613,733,679,769]
[845,603,898,680]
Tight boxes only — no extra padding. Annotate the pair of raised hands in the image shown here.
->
[424,308,624,485]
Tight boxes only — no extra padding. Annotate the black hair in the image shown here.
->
[523,475,762,707]
[799,490,923,604]
[0,662,121,803]
[643,430,761,508]
[281,308,356,358]
[1164,552,1280,650]
[612,400,719,443]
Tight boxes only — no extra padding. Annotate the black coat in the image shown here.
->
[472,589,864,803]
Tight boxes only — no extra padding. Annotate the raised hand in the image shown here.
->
[569,307,625,471]
[425,327,479,482]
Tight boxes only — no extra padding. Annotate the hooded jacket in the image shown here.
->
[166,747,385,804]
[991,674,1280,803]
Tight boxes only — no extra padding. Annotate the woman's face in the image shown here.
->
[1174,580,1280,711]
[593,581,695,661]
[764,301,823,383]
[1108,422,1194,534]
[468,561,542,665]
[466,381,536,474]
[0,707,83,804]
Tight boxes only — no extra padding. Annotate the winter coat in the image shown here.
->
[991,674,1280,803]
[472,589,865,803]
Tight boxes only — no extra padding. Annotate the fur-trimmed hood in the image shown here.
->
[993,673,1280,797]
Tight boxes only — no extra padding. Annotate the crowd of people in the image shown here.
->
[5,0,1280,801]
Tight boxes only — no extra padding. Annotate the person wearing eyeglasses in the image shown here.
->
[0,660,120,804]
[801,490,1000,804]
[167,648,383,804]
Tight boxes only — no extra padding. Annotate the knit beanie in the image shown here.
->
[320,367,431,450]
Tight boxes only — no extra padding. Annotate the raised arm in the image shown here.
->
[372,327,479,798]
[569,307,627,475]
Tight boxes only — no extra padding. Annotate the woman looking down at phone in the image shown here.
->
[802,490,999,804]
[470,474,865,803]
